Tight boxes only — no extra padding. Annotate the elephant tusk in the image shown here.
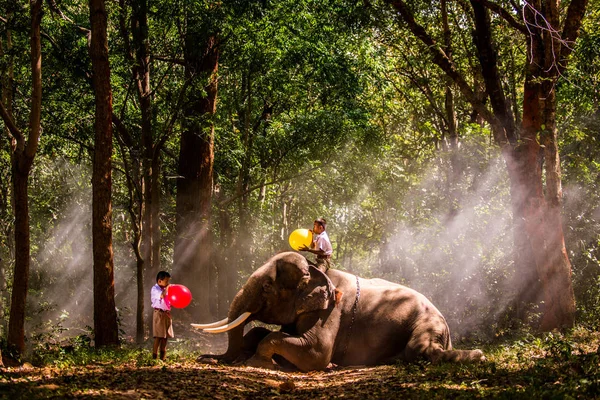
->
[190,317,229,329]
[203,312,252,334]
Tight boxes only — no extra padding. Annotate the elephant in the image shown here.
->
[192,251,484,371]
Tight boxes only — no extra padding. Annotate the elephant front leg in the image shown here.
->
[238,326,273,363]
[246,331,330,372]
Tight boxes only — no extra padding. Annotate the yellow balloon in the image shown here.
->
[289,228,313,251]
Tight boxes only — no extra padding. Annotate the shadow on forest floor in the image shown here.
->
[1,326,599,399]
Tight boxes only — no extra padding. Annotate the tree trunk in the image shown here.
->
[114,118,145,342]
[151,155,161,273]
[471,0,577,330]
[1,0,43,356]
[135,253,145,342]
[0,251,5,339]
[386,0,584,331]
[280,196,290,243]
[117,0,162,341]
[174,30,218,320]
[441,0,461,220]
[216,191,234,316]
[132,0,154,343]
[236,70,253,277]
[0,20,13,341]
[146,156,161,332]
[538,106,576,330]
[517,0,579,330]
[89,0,119,347]
[8,173,29,354]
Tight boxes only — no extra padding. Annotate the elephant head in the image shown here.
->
[192,252,339,362]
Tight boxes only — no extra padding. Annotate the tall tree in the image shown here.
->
[116,0,157,343]
[89,0,119,347]
[440,0,461,220]
[386,0,587,330]
[42,0,174,342]
[517,0,587,330]
[0,6,14,343]
[173,11,219,320]
[0,0,43,356]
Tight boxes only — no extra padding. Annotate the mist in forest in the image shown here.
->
[23,151,586,345]
[28,162,138,342]
[374,155,516,340]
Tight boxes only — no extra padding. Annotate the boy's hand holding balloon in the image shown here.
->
[289,228,312,251]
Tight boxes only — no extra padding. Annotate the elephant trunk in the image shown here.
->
[221,282,261,362]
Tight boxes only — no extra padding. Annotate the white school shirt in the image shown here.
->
[151,284,171,311]
[313,231,333,256]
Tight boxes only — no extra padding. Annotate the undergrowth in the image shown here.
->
[2,325,598,399]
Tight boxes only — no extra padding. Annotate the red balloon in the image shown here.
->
[166,284,192,308]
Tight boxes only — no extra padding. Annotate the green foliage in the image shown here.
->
[29,310,93,368]
[0,0,598,354]
[30,335,139,369]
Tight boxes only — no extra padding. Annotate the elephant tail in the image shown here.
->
[433,323,484,363]
[432,348,486,363]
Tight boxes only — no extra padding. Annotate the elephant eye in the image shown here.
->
[298,274,310,289]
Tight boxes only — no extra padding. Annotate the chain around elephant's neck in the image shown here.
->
[341,275,361,361]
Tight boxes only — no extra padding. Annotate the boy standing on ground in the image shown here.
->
[151,271,174,360]
[300,218,333,272]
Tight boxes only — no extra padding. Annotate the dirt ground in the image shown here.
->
[0,323,484,399]
[2,320,599,399]
[0,359,500,399]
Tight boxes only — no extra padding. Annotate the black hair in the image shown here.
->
[156,270,171,282]
[314,218,327,229]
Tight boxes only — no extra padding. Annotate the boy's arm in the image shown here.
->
[151,285,169,308]
[151,286,162,308]
[299,244,327,256]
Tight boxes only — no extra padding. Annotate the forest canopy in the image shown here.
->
[0,0,598,370]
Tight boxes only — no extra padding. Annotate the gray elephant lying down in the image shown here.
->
[192,252,484,371]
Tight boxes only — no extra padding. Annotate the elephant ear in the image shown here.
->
[296,266,339,315]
